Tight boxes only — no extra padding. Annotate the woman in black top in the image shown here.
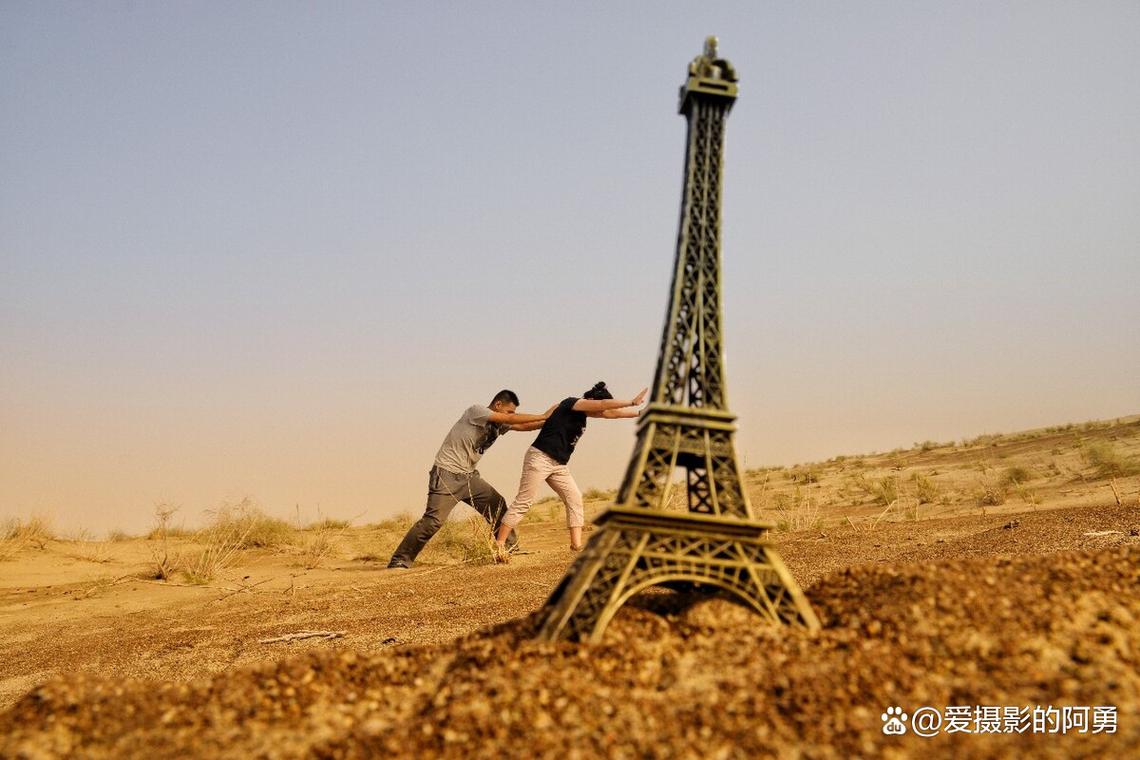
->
[495,382,646,555]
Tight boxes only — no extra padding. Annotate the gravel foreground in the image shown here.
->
[3,546,1136,759]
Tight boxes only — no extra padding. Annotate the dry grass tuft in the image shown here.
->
[774,499,822,533]
[1001,465,1034,487]
[769,487,824,532]
[1083,443,1138,479]
[435,516,496,565]
[910,473,940,504]
[212,498,293,550]
[789,467,821,484]
[148,504,182,580]
[295,513,348,569]
[373,514,414,533]
[306,517,351,531]
[145,521,192,540]
[974,476,1008,507]
[0,516,55,560]
[182,519,253,584]
[61,529,113,564]
[854,475,898,507]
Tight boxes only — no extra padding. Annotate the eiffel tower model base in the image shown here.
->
[535,507,821,643]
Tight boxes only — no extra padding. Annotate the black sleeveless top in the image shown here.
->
[532,397,587,465]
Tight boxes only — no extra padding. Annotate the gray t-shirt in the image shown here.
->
[433,405,509,475]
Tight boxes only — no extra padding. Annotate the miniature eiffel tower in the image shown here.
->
[536,38,820,643]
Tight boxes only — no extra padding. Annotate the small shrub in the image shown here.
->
[297,529,338,569]
[435,517,495,565]
[2,516,55,559]
[975,479,1007,507]
[0,519,24,561]
[107,529,132,542]
[771,493,794,511]
[146,519,192,540]
[1001,466,1033,487]
[1083,443,1138,479]
[62,529,113,564]
[175,500,293,583]
[774,498,822,533]
[3,516,54,549]
[296,512,347,569]
[790,468,820,484]
[306,518,351,531]
[183,515,254,584]
[910,473,940,505]
[582,488,613,501]
[879,478,899,505]
[373,514,414,533]
[148,504,182,580]
[867,477,898,507]
[210,499,292,549]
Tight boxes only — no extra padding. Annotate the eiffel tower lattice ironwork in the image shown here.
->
[536,37,820,643]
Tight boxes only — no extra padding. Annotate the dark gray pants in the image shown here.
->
[387,466,517,568]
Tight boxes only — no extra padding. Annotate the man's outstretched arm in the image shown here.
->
[488,411,546,426]
[506,403,558,432]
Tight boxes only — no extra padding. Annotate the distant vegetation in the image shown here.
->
[2,415,1136,569]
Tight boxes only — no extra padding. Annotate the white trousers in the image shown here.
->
[502,446,585,529]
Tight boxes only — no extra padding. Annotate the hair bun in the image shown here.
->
[592,381,607,391]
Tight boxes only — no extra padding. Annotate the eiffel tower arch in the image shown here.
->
[536,38,819,643]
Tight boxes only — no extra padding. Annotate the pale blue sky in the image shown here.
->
[2,2,1138,532]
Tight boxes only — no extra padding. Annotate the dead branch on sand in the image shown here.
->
[258,630,346,644]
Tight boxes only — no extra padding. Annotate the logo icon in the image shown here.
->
[882,706,909,735]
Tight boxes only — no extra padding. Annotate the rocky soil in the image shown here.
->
[3,505,1137,759]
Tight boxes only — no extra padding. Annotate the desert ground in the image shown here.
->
[1,416,1138,758]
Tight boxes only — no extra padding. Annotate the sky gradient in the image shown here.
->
[3,2,1138,534]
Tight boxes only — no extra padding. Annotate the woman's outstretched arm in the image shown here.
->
[572,387,647,413]
[586,407,641,419]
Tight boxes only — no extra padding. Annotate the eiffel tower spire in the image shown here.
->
[619,35,748,518]
[535,38,819,643]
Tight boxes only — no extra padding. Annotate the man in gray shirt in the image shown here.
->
[387,390,551,568]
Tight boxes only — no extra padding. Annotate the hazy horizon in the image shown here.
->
[3,2,1138,534]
